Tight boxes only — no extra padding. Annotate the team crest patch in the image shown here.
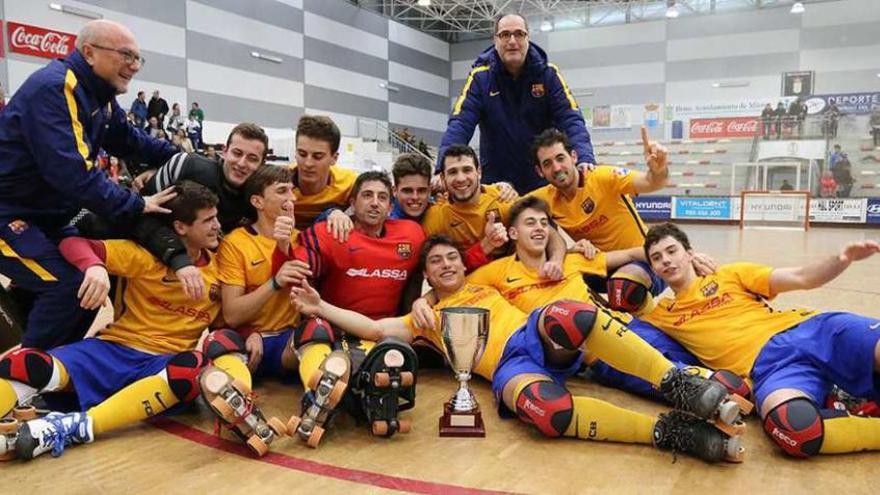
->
[531,83,545,98]
[397,242,413,259]
[209,283,221,302]
[614,167,630,177]
[700,281,719,297]
[580,198,595,214]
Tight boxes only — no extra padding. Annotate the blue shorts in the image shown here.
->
[49,338,176,411]
[492,309,584,415]
[253,329,295,380]
[584,260,667,297]
[751,312,880,409]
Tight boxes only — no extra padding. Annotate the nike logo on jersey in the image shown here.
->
[348,246,364,253]
[489,90,500,97]
[450,221,464,228]
[506,277,521,283]
[250,259,266,266]
[161,275,178,284]
[870,322,880,330]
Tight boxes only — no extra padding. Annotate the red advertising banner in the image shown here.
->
[7,22,76,60]
[689,117,759,139]
[0,21,5,58]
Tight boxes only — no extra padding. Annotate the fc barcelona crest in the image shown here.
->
[531,83,545,98]
[700,281,719,297]
[397,242,413,259]
[580,198,595,214]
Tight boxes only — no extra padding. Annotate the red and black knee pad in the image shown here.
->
[711,369,753,403]
[763,397,829,458]
[515,381,574,438]
[202,329,246,360]
[0,348,54,389]
[165,350,208,403]
[606,276,649,313]
[541,300,597,350]
[292,317,336,350]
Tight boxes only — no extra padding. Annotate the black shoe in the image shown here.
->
[659,368,739,424]
[653,411,744,463]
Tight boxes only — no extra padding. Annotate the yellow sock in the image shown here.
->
[87,375,178,436]
[584,311,674,387]
[214,354,252,390]
[564,397,655,444]
[299,343,331,391]
[820,414,880,454]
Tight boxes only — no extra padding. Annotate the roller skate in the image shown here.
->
[660,367,751,436]
[826,385,880,417]
[199,366,287,457]
[351,338,417,438]
[653,410,745,463]
[15,411,93,461]
[287,351,351,448]
[0,406,42,461]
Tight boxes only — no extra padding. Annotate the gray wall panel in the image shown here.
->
[188,90,303,129]
[553,42,667,69]
[390,85,450,115]
[666,9,799,39]
[303,0,387,37]
[305,86,388,121]
[389,43,449,78]
[450,39,490,61]
[800,22,880,50]
[575,83,666,107]
[190,0,303,32]
[78,0,186,26]
[304,37,387,80]
[137,51,187,87]
[815,69,880,94]
[187,31,303,81]
[665,53,799,81]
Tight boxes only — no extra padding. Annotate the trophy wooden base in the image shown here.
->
[438,401,485,437]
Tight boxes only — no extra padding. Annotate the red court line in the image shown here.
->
[152,418,518,495]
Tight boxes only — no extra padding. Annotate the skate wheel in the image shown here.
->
[308,370,324,392]
[397,419,412,434]
[731,394,754,415]
[374,372,391,387]
[12,406,37,421]
[371,420,389,436]
[287,415,302,436]
[202,369,229,395]
[267,417,288,437]
[0,418,18,434]
[323,354,348,377]
[0,450,16,462]
[717,400,740,425]
[210,396,235,419]
[328,379,347,405]
[383,349,405,368]
[725,435,746,463]
[399,371,414,387]
[306,426,324,448]
[231,378,251,396]
[246,434,269,457]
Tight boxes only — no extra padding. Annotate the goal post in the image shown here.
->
[739,190,811,230]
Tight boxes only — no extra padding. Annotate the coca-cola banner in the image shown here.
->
[689,117,758,139]
[7,22,76,60]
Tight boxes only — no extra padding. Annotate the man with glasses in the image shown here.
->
[0,19,178,349]
[438,13,594,194]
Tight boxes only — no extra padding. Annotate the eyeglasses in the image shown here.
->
[495,30,528,41]
[89,44,146,67]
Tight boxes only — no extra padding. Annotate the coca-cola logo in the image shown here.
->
[7,22,76,60]
[690,121,723,134]
[690,117,758,138]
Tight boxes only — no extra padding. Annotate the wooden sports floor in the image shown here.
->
[7,224,880,494]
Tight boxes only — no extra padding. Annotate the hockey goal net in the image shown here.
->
[739,190,810,230]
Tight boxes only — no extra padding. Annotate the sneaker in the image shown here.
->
[15,412,93,460]
[653,411,744,463]
[659,368,740,424]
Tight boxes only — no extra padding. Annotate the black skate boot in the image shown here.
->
[659,367,747,436]
[653,410,745,463]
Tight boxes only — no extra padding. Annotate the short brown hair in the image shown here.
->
[243,165,294,201]
[392,153,432,185]
[351,170,393,199]
[166,180,219,225]
[440,144,480,174]
[531,128,573,167]
[644,222,693,260]
[296,115,341,154]
[508,196,554,227]
[419,235,462,273]
[226,123,269,162]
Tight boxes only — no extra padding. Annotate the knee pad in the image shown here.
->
[710,369,753,402]
[202,329,246,360]
[606,275,650,313]
[515,380,573,438]
[165,351,208,403]
[0,348,54,389]
[292,317,336,350]
[541,300,597,350]
[763,397,825,457]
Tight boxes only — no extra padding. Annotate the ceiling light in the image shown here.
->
[790,2,805,14]
[540,19,553,32]
[712,81,750,88]
[49,3,102,19]
[380,82,400,92]
[417,0,431,6]
[250,51,283,64]
[665,5,680,19]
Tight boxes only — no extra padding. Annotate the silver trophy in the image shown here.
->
[438,306,489,437]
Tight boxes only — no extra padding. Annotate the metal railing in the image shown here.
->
[356,118,432,162]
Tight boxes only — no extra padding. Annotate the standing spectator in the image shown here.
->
[166,102,183,133]
[788,98,804,138]
[147,89,168,128]
[438,13,594,193]
[779,179,794,191]
[417,139,431,159]
[130,90,147,127]
[824,101,840,139]
[775,102,787,139]
[820,169,838,198]
[186,114,202,150]
[760,103,774,139]
[830,144,846,169]
[189,102,204,148]
[870,105,880,148]
[833,158,854,198]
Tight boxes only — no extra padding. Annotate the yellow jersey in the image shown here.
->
[98,240,221,355]
[529,166,646,250]
[291,165,357,230]
[467,253,606,313]
[402,283,526,380]
[421,185,515,249]
[217,226,301,333]
[643,262,815,377]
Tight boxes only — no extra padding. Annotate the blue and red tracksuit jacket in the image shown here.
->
[0,49,177,231]
[438,43,594,194]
